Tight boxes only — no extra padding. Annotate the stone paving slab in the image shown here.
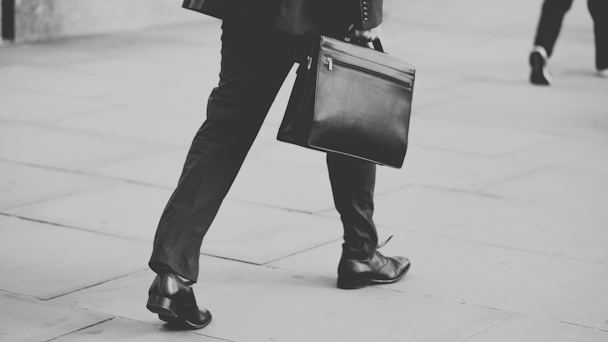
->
[460,314,608,342]
[52,270,167,327]
[0,216,150,299]
[64,46,216,83]
[247,142,328,171]
[1,0,607,340]
[6,180,343,265]
[385,145,544,192]
[51,318,218,342]
[0,42,109,67]
[408,117,559,158]
[6,183,170,242]
[55,257,510,342]
[0,291,111,342]
[202,200,342,264]
[0,88,118,124]
[0,122,173,170]
[480,167,608,213]
[52,103,203,146]
[0,30,211,67]
[268,226,608,328]
[0,65,151,99]
[326,185,608,264]
[225,159,336,213]
[88,150,186,188]
[247,142,418,197]
[246,141,546,194]
[98,85,212,114]
[0,161,111,211]
[504,138,608,173]
[421,85,608,141]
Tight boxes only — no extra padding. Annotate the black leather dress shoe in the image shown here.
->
[337,237,410,289]
[146,272,212,329]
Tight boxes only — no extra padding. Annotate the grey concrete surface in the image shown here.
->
[1,0,608,341]
[11,0,208,43]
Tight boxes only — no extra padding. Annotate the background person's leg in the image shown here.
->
[149,22,299,282]
[530,0,574,85]
[533,0,574,56]
[588,0,608,71]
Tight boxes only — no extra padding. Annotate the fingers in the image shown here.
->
[352,25,381,43]
[354,30,374,42]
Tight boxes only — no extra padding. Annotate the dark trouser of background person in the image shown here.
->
[530,0,608,85]
[145,13,410,330]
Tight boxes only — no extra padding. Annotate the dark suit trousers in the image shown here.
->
[534,0,608,70]
[149,19,379,282]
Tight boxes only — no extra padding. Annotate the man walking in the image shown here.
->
[146,0,410,329]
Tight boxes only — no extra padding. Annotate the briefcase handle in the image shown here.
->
[372,39,384,53]
[345,26,385,53]
[343,36,385,53]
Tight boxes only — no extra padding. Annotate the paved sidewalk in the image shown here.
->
[1,0,607,341]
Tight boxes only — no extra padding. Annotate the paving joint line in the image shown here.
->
[373,221,608,267]
[261,238,342,266]
[416,113,608,143]
[224,197,316,215]
[416,183,605,216]
[0,212,154,243]
[43,317,115,342]
[409,143,498,159]
[452,312,515,342]
[79,315,238,342]
[313,184,414,216]
[46,269,150,301]
[560,320,608,332]
[373,183,414,198]
[0,288,44,300]
[416,115,569,139]
[0,119,181,150]
[1,213,297,269]
[199,253,261,266]
[192,333,237,342]
[489,136,563,159]
[593,320,608,330]
[0,158,177,190]
[473,165,551,193]
[0,189,87,212]
[4,195,605,270]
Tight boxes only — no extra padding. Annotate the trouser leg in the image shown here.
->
[533,0,574,56]
[588,0,608,70]
[327,154,378,260]
[149,21,298,282]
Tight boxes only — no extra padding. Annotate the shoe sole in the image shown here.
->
[147,295,178,318]
[337,263,411,290]
[530,52,552,85]
[147,295,212,330]
[160,313,213,330]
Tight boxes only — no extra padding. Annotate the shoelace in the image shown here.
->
[377,235,394,249]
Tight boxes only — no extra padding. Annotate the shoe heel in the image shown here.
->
[337,278,370,290]
[146,295,178,318]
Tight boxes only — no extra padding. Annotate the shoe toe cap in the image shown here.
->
[391,256,411,273]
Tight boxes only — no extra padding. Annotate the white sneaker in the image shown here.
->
[597,69,608,78]
[529,46,553,85]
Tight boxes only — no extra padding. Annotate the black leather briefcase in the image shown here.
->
[277,32,415,168]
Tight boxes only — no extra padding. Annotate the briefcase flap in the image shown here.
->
[319,35,416,78]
